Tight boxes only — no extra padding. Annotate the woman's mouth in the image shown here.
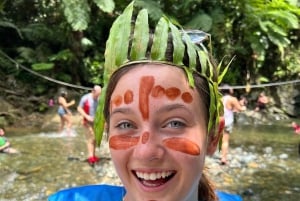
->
[133,170,176,187]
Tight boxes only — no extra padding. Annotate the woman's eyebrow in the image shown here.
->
[156,103,192,114]
[110,107,134,117]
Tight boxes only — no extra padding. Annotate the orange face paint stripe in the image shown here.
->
[141,132,150,144]
[124,90,134,104]
[139,76,154,120]
[163,137,200,155]
[165,87,181,100]
[109,135,140,150]
[181,92,193,103]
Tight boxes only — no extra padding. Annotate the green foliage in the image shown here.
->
[38,102,48,113]
[83,58,104,84]
[93,0,115,13]
[0,20,23,39]
[62,0,90,31]
[135,0,163,21]
[22,23,56,43]
[0,0,299,97]
[244,0,299,57]
[16,47,36,63]
[185,13,212,32]
[56,72,72,83]
[151,17,169,60]
[34,84,48,95]
[31,63,54,71]
[49,49,74,62]
[62,0,115,31]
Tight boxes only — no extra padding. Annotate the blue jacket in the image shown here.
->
[48,184,242,201]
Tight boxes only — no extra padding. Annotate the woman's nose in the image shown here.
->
[133,131,165,162]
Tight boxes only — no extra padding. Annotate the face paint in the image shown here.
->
[151,85,165,98]
[110,74,197,152]
[124,90,134,104]
[112,95,123,107]
[141,131,150,144]
[162,137,200,155]
[181,92,193,103]
[165,87,181,100]
[109,135,140,150]
[139,76,154,120]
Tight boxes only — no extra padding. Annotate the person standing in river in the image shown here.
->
[57,89,76,135]
[220,85,246,165]
[77,85,102,166]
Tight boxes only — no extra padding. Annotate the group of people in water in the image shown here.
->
[56,85,102,166]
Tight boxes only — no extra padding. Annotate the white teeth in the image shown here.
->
[136,171,173,180]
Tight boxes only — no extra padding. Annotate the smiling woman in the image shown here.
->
[48,1,242,201]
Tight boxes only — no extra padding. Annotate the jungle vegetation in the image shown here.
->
[0,0,299,95]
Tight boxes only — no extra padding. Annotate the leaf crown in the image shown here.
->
[94,1,231,146]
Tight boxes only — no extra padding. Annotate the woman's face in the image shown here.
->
[108,64,208,201]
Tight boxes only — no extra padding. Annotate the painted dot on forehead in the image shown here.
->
[124,90,134,104]
[112,95,123,107]
[181,92,193,103]
[165,87,181,100]
[139,76,154,120]
[151,85,165,98]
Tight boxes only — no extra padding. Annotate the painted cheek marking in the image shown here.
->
[151,85,165,98]
[124,90,134,104]
[139,76,154,120]
[112,95,123,107]
[141,132,150,144]
[162,137,200,155]
[165,87,181,100]
[109,135,139,150]
[181,92,193,103]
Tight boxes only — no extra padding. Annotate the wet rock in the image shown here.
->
[16,166,42,175]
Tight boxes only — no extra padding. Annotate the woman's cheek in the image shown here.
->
[163,137,201,156]
[109,135,140,150]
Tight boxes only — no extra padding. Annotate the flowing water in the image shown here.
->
[228,124,300,201]
[0,122,299,201]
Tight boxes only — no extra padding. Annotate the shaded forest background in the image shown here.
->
[0,0,300,127]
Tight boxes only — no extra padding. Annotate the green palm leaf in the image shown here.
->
[151,17,169,60]
[130,9,149,60]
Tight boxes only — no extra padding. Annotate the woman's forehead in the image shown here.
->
[114,64,189,89]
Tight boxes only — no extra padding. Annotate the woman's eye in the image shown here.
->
[166,120,185,128]
[116,121,134,129]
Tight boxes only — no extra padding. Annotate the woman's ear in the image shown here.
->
[206,117,224,156]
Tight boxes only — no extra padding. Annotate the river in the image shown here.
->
[0,121,299,201]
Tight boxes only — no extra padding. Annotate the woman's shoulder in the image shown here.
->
[48,184,125,201]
